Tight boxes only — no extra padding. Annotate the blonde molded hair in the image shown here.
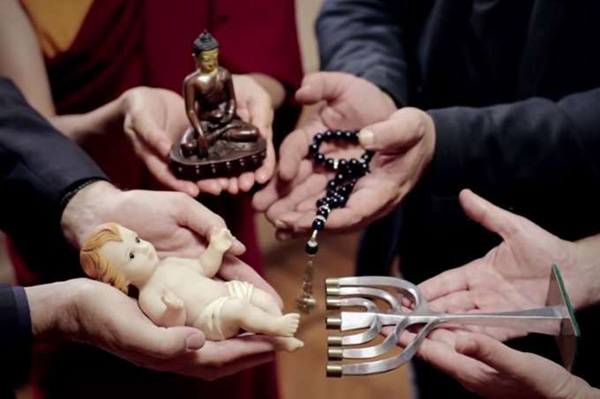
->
[80,223,128,293]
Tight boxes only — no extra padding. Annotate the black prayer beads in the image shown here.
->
[304,130,375,256]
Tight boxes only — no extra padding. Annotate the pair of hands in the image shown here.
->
[57,180,283,379]
[254,72,435,237]
[398,189,600,398]
[121,74,275,197]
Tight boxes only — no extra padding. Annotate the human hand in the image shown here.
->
[121,79,276,197]
[419,189,600,340]
[120,87,200,197]
[60,181,246,257]
[253,72,397,234]
[404,329,598,399]
[26,278,276,380]
[60,180,283,305]
[255,105,434,236]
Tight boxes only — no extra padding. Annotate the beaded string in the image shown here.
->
[295,130,374,314]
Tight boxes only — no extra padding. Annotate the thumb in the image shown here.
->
[459,189,523,239]
[295,72,353,105]
[153,327,206,356]
[358,107,427,153]
[455,334,524,374]
[130,114,173,158]
[175,196,246,255]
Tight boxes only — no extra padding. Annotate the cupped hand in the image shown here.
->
[256,105,434,237]
[121,87,200,196]
[60,181,283,304]
[121,76,276,197]
[27,279,276,380]
[253,72,397,234]
[196,74,276,196]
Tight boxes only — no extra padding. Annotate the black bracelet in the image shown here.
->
[59,178,106,214]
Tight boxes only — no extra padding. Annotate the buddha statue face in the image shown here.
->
[197,48,219,73]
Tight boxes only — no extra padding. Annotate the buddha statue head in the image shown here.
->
[193,30,219,73]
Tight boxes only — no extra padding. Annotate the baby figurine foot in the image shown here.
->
[274,337,304,352]
[210,228,234,253]
[276,313,301,337]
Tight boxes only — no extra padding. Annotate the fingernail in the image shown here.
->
[358,129,374,148]
[185,333,204,350]
[274,220,286,229]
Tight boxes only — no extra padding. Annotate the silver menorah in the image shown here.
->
[324,265,579,377]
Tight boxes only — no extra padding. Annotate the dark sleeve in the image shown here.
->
[0,77,107,240]
[317,0,408,106]
[428,87,600,197]
[0,284,31,391]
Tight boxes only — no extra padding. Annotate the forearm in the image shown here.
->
[0,0,55,117]
[570,234,600,309]
[50,94,125,145]
[317,0,408,105]
[24,280,76,341]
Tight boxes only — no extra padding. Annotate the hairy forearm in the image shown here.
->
[249,73,286,109]
[50,95,125,145]
[24,280,77,340]
[60,181,120,248]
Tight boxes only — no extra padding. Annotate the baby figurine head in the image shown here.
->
[80,223,158,293]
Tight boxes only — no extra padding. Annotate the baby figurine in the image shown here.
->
[80,223,303,352]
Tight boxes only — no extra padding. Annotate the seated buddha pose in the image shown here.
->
[80,223,303,352]
[181,31,260,158]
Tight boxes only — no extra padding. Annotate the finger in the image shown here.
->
[144,153,199,197]
[278,125,315,181]
[197,180,223,196]
[358,108,425,153]
[128,324,206,359]
[265,172,329,226]
[228,178,240,195]
[459,189,531,240]
[419,267,471,302]
[175,196,246,254]
[130,115,173,158]
[238,172,255,193]
[219,255,283,308]
[295,72,353,105]
[253,159,314,212]
[255,139,276,184]
[455,333,530,375]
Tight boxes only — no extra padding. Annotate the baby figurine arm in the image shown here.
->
[139,288,186,327]
[197,228,234,278]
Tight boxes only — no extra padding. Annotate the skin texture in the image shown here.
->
[254,72,431,238]
[25,278,277,380]
[392,190,600,398]
[89,225,303,352]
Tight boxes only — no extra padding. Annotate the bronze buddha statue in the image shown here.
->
[170,31,266,180]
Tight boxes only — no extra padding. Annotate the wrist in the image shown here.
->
[564,375,600,399]
[570,235,600,308]
[60,181,121,248]
[24,280,78,340]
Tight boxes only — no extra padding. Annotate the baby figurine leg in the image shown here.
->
[220,299,300,339]
[248,288,304,351]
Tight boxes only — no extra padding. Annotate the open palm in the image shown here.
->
[253,72,396,233]
[419,189,584,341]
